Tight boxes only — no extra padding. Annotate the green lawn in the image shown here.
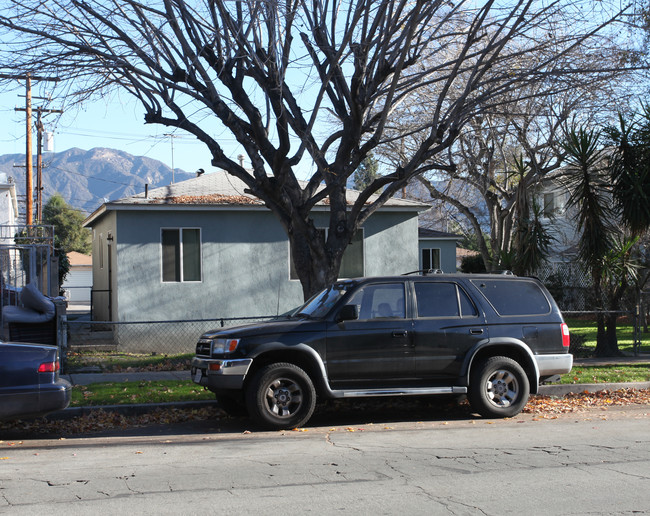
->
[70,380,214,407]
[559,365,650,384]
[565,317,650,357]
[65,351,193,373]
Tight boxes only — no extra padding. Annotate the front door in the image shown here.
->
[326,282,413,387]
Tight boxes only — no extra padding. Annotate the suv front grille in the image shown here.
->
[195,339,213,357]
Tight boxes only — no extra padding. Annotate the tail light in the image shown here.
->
[38,361,60,373]
[561,323,570,348]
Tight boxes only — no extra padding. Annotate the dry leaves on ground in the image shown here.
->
[1,389,648,438]
[523,388,650,414]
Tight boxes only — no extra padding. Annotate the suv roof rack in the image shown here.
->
[489,270,515,276]
[402,269,445,276]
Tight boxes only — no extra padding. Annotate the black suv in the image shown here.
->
[191,273,572,429]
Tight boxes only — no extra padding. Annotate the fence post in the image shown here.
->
[54,298,68,372]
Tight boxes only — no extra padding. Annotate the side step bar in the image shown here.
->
[331,386,468,398]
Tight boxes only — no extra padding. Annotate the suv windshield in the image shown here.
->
[293,282,353,319]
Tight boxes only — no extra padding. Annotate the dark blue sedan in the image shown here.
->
[0,341,71,420]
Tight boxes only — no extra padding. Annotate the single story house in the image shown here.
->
[83,171,429,351]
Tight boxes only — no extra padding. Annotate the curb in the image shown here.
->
[538,381,650,397]
[46,400,218,421]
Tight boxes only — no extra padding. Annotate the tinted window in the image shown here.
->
[459,287,478,317]
[471,279,550,316]
[415,282,459,317]
[347,283,406,320]
[414,282,478,318]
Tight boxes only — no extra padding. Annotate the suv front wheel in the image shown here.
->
[469,356,530,418]
[246,362,316,430]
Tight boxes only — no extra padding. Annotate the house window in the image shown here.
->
[421,248,441,271]
[161,228,202,282]
[543,190,565,217]
[543,192,555,217]
[290,229,364,280]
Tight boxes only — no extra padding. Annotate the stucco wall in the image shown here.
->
[418,238,458,273]
[112,208,419,321]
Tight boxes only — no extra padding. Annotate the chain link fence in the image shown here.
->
[536,262,638,313]
[63,263,647,357]
[66,316,276,355]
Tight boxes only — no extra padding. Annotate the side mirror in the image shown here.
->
[338,304,359,322]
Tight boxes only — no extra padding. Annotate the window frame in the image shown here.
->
[160,227,203,283]
[420,247,441,271]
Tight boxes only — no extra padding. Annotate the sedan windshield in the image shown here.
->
[293,282,352,319]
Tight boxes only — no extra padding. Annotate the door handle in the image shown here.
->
[470,328,484,335]
[392,330,408,338]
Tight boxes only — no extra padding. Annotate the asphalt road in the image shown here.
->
[1,404,649,515]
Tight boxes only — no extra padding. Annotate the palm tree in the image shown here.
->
[510,156,554,276]
[561,127,616,356]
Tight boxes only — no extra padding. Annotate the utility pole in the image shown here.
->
[164,133,181,184]
[36,106,63,221]
[1,72,60,225]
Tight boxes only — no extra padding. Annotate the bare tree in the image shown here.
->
[393,50,638,272]
[0,0,633,298]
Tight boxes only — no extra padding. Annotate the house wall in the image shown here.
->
[418,238,458,273]
[112,208,419,322]
[0,185,16,226]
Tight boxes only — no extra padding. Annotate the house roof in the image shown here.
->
[84,170,430,226]
[68,251,92,267]
[418,227,462,240]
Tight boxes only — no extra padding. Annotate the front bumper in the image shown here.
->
[191,357,253,390]
[535,353,573,377]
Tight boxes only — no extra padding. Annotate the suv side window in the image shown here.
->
[470,279,551,316]
[414,282,477,318]
[347,283,406,320]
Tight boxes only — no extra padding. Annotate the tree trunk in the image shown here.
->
[286,209,350,301]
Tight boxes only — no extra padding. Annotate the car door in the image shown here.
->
[325,282,413,387]
[411,280,488,380]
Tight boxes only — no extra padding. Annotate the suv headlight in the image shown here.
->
[211,338,241,355]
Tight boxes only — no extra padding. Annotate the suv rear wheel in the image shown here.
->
[469,356,530,418]
[246,362,316,430]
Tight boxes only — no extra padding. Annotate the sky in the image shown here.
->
[0,84,244,177]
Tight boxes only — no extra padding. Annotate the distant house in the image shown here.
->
[83,171,429,350]
[63,252,92,305]
[417,228,461,273]
[0,174,18,228]
[536,174,579,262]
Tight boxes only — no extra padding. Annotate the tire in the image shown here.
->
[215,394,248,417]
[245,362,316,430]
[468,356,530,418]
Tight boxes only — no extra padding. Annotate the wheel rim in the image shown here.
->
[263,377,303,418]
[485,369,519,408]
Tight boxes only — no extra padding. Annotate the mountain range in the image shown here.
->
[0,147,192,217]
